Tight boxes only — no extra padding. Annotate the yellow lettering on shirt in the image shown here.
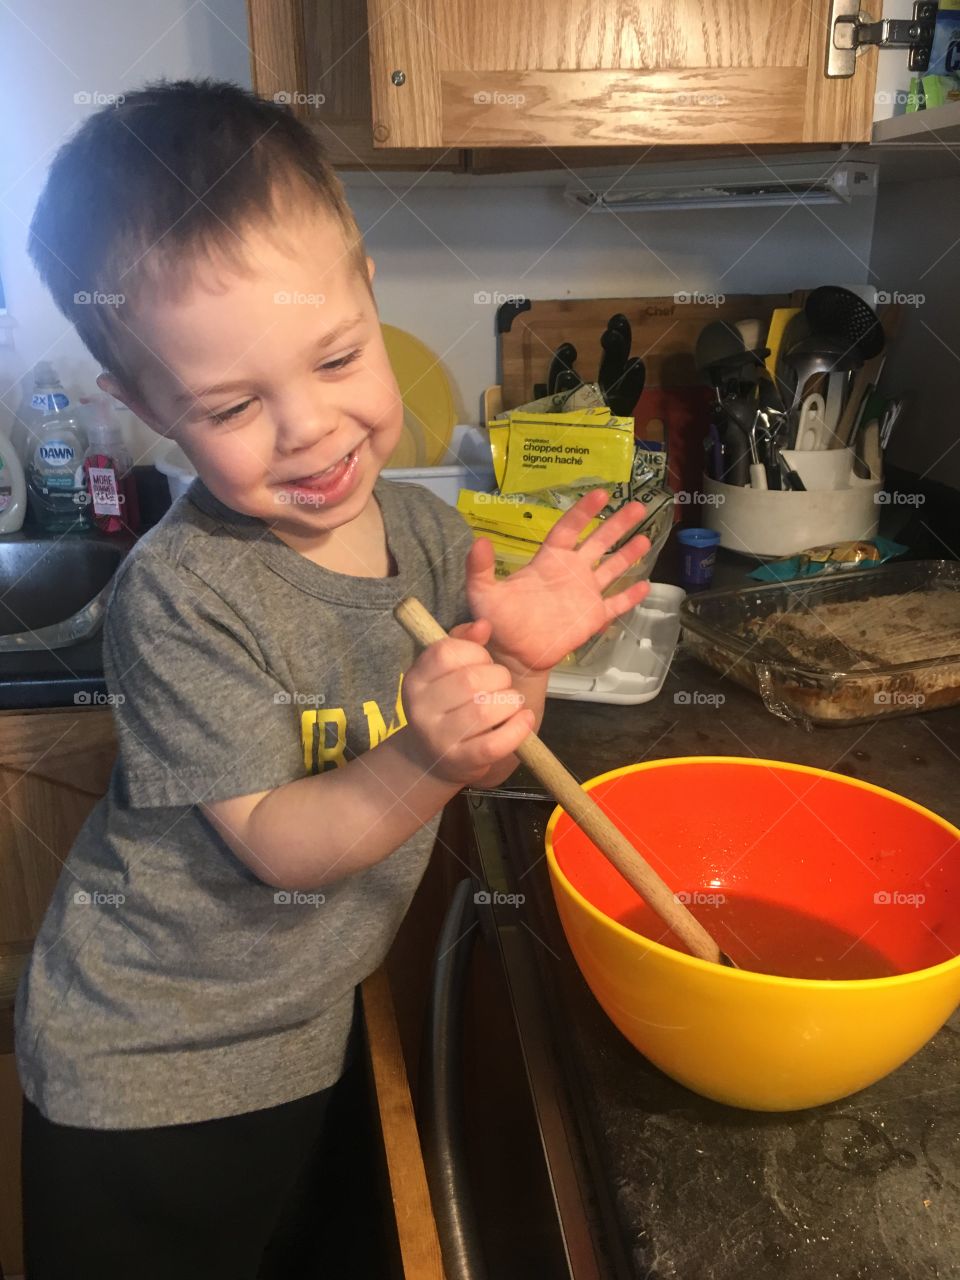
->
[301,708,348,771]
[363,673,407,749]
[300,674,407,772]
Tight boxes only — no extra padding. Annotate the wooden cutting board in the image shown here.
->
[497,291,805,410]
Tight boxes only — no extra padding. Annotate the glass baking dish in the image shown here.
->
[680,560,960,726]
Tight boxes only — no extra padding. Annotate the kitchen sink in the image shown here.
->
[0,535,129,651]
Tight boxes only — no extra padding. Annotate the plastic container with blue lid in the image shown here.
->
[677,527,721,591]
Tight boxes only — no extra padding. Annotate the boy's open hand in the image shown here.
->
[402,621,535,785]
[465,490,652,672]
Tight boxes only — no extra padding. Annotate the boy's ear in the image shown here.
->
[96,372,169,436]
[366,255,376,285]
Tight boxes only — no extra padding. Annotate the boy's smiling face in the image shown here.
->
[101,206,403,548]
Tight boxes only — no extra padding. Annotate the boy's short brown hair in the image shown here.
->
[28,78,368,392]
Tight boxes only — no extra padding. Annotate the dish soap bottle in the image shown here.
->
[12,361,69,467]
[0,423,26,532]
[79,395,140,535]
[24,401,89,533]
[0,278,22,442]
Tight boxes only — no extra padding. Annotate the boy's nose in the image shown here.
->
[274,410,337,456]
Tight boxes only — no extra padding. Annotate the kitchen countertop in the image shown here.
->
[2,468,953,710]
[0,631,110,711]
[468,658,960,1280]
[0,531,859,709]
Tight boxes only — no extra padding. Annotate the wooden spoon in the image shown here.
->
[394,597,737,969]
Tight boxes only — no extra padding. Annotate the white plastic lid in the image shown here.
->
[79,394,125,450]
[546,583,686,705]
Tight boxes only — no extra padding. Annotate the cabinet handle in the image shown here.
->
[419,877,488,1280]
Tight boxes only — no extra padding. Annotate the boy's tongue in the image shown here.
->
[292,450,352,491]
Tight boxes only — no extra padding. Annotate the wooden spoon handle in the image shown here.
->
[394,596,724,966]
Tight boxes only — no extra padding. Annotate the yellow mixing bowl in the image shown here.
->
[545,757,960,1111]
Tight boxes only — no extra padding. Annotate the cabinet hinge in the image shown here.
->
[827,1,937,79]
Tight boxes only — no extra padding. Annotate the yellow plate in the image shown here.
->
[382,324,456,468]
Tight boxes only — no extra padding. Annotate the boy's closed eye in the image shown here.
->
[206,349,364,423]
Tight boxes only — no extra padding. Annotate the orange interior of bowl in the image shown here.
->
[551,758,960,979]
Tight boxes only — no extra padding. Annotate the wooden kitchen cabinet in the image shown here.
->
[249,0,880,169]
[366,0,880,149]
[362,970,447,1279]
[248,0,466,169]
[0,707,117,1278]
[0,707,117,1032]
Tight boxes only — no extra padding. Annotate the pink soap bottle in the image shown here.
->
[80,395,140,534]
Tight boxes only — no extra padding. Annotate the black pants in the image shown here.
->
[21,1025,387,1278]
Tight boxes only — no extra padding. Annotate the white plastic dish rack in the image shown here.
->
[546,582,685,705]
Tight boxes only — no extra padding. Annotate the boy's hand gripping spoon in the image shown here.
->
[394,596,737,969]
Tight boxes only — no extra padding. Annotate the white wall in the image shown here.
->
[0,0,251,457]
[0,0,881,468]
[345,170,876,424]
[873,0,919,121]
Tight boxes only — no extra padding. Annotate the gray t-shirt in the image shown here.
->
[15,476,472,1129]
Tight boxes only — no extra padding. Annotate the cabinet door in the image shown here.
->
[0,707,117,1278]
[367,0,879,149]
[0,708,117,992]
[248,0,466,170]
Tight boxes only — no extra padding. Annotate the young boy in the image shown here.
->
[15,78,650,1278]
